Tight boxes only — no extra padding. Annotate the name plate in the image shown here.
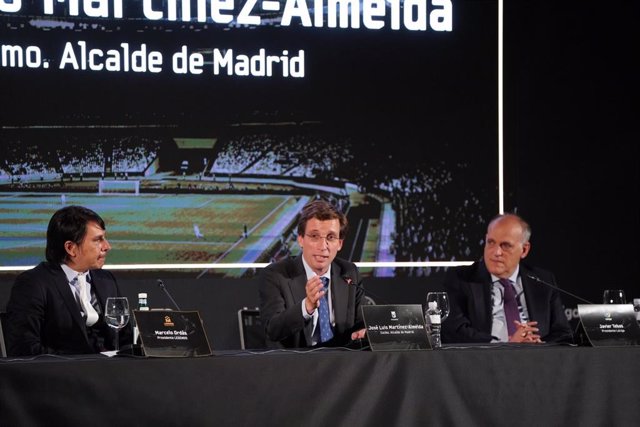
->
[362,304,431,351]
[134,310,213,357]
[577,304,640,346]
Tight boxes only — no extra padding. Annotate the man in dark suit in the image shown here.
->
[442,213,573,344]
[259,199,366,348]
[6,205,130,356]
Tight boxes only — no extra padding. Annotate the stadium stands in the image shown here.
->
[1,128,488,274]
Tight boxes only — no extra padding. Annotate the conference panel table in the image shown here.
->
[1,344,638,426]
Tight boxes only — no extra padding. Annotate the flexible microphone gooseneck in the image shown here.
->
[526,273,596,346]
[341,276,373,350]
[157,279,182,311]
[343,276,387,305]
[525,274,594,305]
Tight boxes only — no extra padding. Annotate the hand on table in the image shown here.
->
[509,321,542,343]
[351,328,366,340]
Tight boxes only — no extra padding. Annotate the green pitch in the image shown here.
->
[0,192,300,267]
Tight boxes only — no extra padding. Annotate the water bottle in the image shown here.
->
[426,301,442,349]
[137,293,149,311]
[133,293,150,345]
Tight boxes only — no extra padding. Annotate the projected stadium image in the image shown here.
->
[1,1,499,277]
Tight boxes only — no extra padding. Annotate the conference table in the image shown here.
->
[1,344,638,426]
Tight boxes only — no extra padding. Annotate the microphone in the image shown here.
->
[341,276,374,350]
[526,274,598,346]
[157,280,198,337]
[525,274,594,304]
[343,276,387,305]
[157,279,182,311]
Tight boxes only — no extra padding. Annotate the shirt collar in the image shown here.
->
[60,263,91,283]
[301,256,331,282]
[490,265,520,284]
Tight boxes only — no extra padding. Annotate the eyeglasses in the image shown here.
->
[305,233,341,244]
[485,240,519,253]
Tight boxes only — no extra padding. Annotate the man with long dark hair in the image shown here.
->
[6,205,130,355]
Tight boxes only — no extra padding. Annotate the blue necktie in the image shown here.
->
[318,277,334,343]
[500,278,520,337]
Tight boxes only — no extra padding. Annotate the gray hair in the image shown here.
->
[487,213,532,243]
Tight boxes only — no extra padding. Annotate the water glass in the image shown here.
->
[602,290,626,305]
[104,297,130,352]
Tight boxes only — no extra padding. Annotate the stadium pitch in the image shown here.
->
[0,192,305,274]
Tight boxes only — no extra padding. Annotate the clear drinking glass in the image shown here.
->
[426,292,450,322]
[603,290,626,305]
[104,297,130,352]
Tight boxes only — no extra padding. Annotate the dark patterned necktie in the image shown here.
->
[318,277,334,343]
[500,278,519,337]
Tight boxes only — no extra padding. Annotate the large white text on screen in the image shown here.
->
[2,0,453,32]
[53,42,306,77]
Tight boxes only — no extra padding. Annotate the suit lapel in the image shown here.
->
[520,269,544,326]
[472,263,494,332]
[331,265,348,332]
[51,265,89,336]
[287,258,314,342]
[287,257,308,304]
[90,271,109,315]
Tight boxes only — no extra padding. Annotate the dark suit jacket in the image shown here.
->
[5,262,130,356]
[441,260,573,344]
[258,256,365,348]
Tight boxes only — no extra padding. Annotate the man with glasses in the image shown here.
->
[441,213,573,344]
[259,199,366,348]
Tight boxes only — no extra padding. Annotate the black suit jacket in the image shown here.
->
[258,256,365,348]
[441,260,573,344]
[5,262,130,356]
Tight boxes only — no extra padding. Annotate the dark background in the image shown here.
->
[502,0,637,305]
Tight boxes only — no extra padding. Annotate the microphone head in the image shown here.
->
[157,279,165,288]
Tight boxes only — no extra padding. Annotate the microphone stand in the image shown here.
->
[526,274,594,304]
[525,274,593,345]
[157,279,182,311]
